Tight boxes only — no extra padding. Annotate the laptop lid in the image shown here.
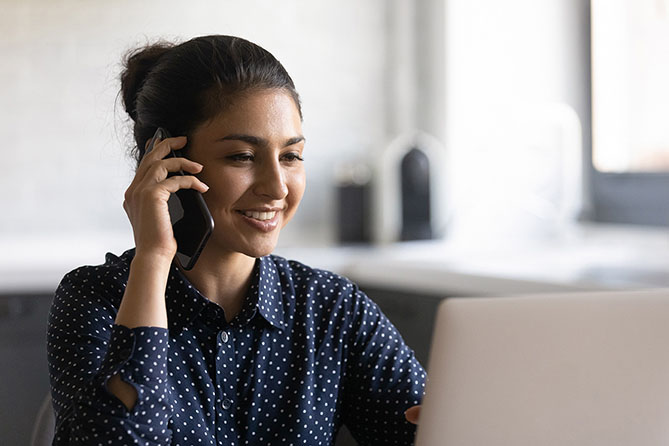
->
[415,289,669,446]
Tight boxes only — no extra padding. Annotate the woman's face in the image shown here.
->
[187,89,305,259]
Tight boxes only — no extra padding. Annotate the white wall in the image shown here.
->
[0,0,388,248]
[1,0,594,258]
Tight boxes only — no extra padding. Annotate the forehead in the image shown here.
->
[199,89,302,137]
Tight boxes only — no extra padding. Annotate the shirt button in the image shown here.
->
[221,398,233,410]
[219,331,229,343]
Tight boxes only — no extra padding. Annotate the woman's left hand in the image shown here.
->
[405,405,421,424]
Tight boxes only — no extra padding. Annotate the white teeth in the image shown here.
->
[243,211,276,221]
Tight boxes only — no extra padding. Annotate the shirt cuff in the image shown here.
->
[96,324,172,421]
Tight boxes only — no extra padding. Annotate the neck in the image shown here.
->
[181,249,257,322]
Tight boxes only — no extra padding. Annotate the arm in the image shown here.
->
[47,269,173,445]
[107,252,172,409]
[47,135,209,445]
[108,134,206,408]
[341,288,427,446]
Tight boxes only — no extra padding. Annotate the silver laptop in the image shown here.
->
[415,289,669,446]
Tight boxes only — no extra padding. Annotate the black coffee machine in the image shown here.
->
[400,147,432,241]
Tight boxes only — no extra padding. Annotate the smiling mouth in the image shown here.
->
[239,210,277,221]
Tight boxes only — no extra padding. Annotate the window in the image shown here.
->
[590,0,669,225]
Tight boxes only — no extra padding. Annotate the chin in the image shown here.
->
[239,239,279,258]
[246,250,275,259]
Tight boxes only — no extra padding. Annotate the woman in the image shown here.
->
[47,35,425,445]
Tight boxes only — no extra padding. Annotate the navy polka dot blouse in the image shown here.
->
[47,249,426,445]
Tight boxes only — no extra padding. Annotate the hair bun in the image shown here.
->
[120,42,174,122]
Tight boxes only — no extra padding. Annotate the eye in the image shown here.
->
[281,152,304,162]
[227,153,254,162]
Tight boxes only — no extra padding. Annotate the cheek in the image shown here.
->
[201,170,247,209]
[288,170,306,206]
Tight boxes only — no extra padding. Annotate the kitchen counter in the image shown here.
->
[3,223,669,296]
[277,223,669,296]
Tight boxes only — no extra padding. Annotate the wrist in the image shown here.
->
[117,252,172,329]
[132,250,174,270]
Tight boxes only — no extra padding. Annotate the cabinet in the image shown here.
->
[0,294,53,446]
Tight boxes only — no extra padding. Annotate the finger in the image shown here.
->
[178,158,205,175]
[131,155,201,194]
[143,157,203,182]
[160,174,210,194]
[133,158,202,194]
[404,405,421,425]
[137,136,188,175]
[150,135,188,159]
[125,166,207,211]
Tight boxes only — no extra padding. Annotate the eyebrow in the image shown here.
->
[217,134,306,148]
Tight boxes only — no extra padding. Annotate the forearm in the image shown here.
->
[115,252,172,328]
[343,290,426,444]
[110,252,172,409]
[50,323,173,445]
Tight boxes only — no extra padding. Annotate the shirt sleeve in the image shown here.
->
[342,287,427,446]
[47,268,173,445]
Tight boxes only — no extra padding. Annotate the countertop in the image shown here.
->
[3,223,669,296]
[277,223,669,295]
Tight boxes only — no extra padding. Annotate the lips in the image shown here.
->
[242,210,276,221]
[236,208,281,232]
[236,207,283,226]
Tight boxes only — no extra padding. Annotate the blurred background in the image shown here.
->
[2,0,669,444]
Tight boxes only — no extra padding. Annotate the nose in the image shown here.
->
[254,158,288,200]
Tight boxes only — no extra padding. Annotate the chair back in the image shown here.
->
[30,394,55,446]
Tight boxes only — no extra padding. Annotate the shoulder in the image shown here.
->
[268,253,359,295]
[55,249,135,310]
[267,254,373,318]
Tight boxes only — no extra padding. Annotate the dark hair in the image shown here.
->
[120,35,302,165]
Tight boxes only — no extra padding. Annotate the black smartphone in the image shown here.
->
[146,127,214,270]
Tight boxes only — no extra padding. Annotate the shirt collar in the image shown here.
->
[164,256,285,333]
[251,256,286,330]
